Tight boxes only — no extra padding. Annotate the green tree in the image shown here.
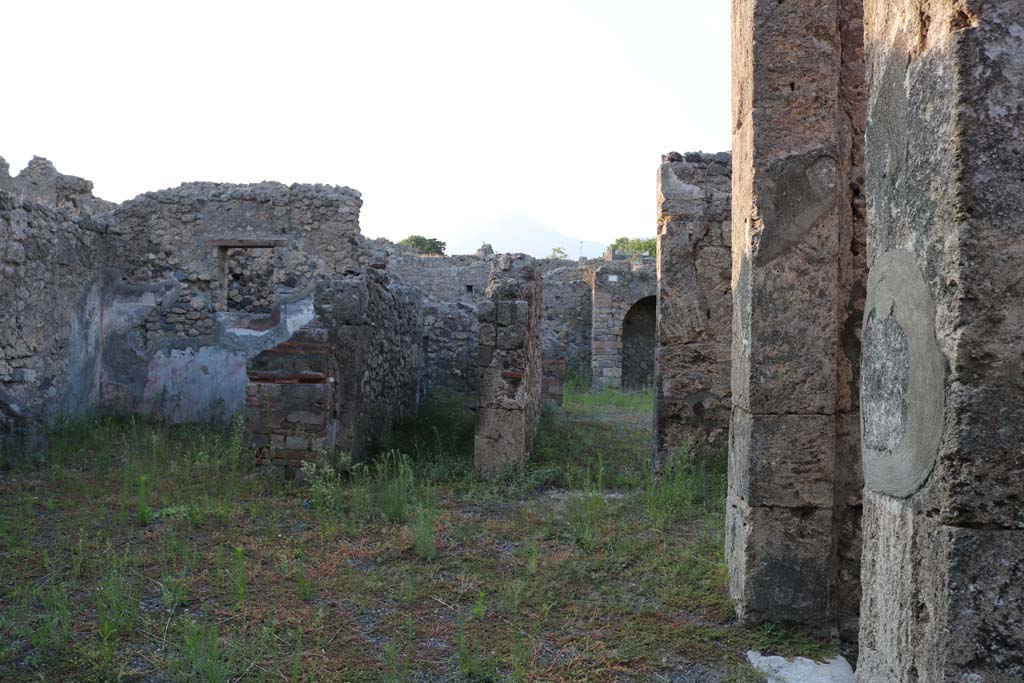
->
[399,235,446,256]
[549,246,568,260]
[609,236,656,256]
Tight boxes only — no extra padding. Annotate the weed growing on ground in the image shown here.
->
[564,371,654,414]
[472,591,487,619]
[374,450,414,522]
[411,504,437,561]
[0,391,835,681]
[161,575,189,609]
[302,460,343,514]
[566,457,606,550]
[296,573,315,603]
[455,614,494,681]
[174,620,232,683]
[232,546,247,609]
[644,443,728,530]
[136,474,153,526]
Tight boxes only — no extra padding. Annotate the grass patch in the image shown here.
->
[0,390,833,682]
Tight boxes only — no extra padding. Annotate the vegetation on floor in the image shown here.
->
[0,390,831,682]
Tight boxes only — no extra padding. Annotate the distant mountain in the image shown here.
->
[445,212,606,259]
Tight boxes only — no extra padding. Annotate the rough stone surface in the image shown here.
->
[0,155,115,216]
[858,493,1024,682]
[420,299,479,400]
[858,1,1024,679]
[378,239,491,305]
[539,261,593,382]
[0,182,114,451]
[0,157,434,460]
[245,271,423,467]
[654,151,732,465]
[474,255,542,478]
[728,0,866,640]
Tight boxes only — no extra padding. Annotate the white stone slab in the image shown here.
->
[746,652,854,683]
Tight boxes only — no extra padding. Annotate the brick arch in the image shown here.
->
[622,295,657,389]
[588,260,656,388]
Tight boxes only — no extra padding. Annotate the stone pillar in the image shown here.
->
[654,151,733,469]
[474,254,542,478]
[857,2,1024,680]
[727,0,866,638]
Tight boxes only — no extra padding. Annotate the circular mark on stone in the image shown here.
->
[861,249,945,497]
[862,314,909,454]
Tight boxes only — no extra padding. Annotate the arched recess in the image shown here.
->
[622,295,657,389]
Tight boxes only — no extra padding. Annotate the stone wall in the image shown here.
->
[727,0,866,644]
[654,152,732,465]
[380,240,492,304]
[589,257,656,388]
[0,156,116,216]
[474,254,542,478]
[420,299,479,400]
[539,261,593,382]
[245,269,423,468]
[89,181,365,422]
[0,182,113,451]
[0,157,426,450]
[857,1,1024,679]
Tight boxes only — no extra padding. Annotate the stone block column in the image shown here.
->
[857,1,1024,679]
[654,151,733,468]
[727,0,866,640]
[474,254,542,478]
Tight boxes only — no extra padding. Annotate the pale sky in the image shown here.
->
[2,1,730,251]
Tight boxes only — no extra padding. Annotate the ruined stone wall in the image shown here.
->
[589,258,656,388]
[539,261,592,382]
[245,269,423,467]
[727,0,866,644]
[381,240,492,304]
[0,156,116,216]
[474,255,542,478]
[91,181,363,421]
[857,1,1024,679]
[0,156,398,438]
[420,299,479,399]
[0,186,114,450]
[654,152,732,465]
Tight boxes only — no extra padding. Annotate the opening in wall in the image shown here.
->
[209,238,287,314]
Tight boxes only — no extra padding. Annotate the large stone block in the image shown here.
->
[728,408,835,509]
[726,491,834,628]
[857,491,1024,682]
[860,0,1024,675]
[473,406,528,478]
